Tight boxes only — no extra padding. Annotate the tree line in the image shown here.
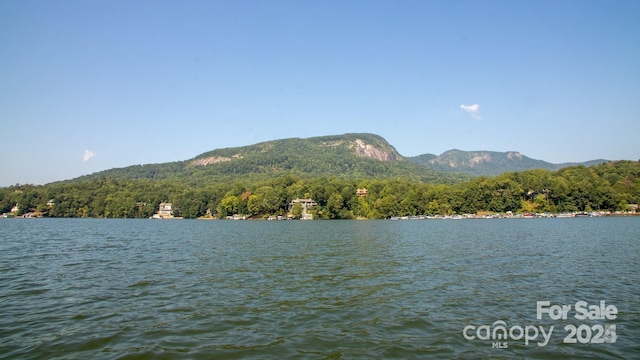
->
[1,161,638,219]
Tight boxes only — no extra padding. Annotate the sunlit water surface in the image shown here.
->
[1,218,638,359]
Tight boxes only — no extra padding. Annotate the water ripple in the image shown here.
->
[0,218,638,359]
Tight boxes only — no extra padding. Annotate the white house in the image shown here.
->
[288,198,317,220]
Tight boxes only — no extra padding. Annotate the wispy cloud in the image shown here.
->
[83,150,96,162]
[460,104,481,120]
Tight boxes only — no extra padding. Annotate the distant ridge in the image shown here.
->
[407,149,608,176]
[72,133,610,183]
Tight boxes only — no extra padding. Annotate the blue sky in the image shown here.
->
[1,0,639,186]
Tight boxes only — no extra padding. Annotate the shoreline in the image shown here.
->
[2,212,638,220]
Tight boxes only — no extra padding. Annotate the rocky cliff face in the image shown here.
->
[317,135,401,162]
[350,139,398,162]
[191,154,242,166]
[429,150,495,168]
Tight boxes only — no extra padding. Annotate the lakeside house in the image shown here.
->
[288,198,317,220]
[356,188,368,197]
[158,203,172,217]
[150,202,181,219]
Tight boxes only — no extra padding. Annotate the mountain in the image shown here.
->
[72,133,611,184]
[407,149,608,176]
[75,133,466,184]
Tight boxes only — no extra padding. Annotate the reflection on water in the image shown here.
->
[0,218,638,359]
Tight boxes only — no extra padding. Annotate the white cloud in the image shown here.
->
[460,104,481,120]
[460,104,479,112]
[83,150,96,162]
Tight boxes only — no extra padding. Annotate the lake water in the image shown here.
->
[1,217,638,359]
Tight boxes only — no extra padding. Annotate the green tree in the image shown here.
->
[218,195,239,217]
[326,193,344,219]
[290,202,303,219]
[375,195,398,218]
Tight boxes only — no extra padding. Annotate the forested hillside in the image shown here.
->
[2,161,638,219]
[71,133,463,185]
